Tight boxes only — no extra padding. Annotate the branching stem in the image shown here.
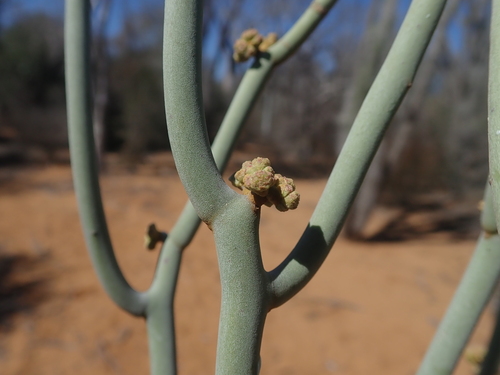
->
[268,0,448,308]
[416,183,500,375]
[64,0,147,317]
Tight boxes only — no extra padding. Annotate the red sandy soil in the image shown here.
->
[0,157,494,375]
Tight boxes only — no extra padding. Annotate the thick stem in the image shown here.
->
[64,0,146,316]
[489,0,500,233]
[163,0,234,224]
[212,196,269,375]
[415,234,500,375]
[479,304,500,375]
[150,0,344,369]
[481,5,500,373]
[268,0,448,308]
[147,239,183,375]
[416,182,499,375]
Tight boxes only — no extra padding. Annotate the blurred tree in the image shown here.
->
[250,48,338,172]
[0,0,490,241]
[443,0,490,197]
[107,3,166,164]
[335,0,399,238]
[0,13,67,159]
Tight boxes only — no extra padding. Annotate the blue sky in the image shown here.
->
[3,0,64,23]
[2,0,466,62]
[1,0,163,37]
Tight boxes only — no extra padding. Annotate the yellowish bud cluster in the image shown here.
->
[233,29,278,63]
[231,157,300,212]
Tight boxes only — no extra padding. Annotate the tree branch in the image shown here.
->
[416,182,500,375]
[163,0,235,225]
[64,0,147,316]
[269,0,339,65]
[269,0,448,308]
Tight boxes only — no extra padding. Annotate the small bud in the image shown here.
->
[232,53,244,63]
[233,29,276,63]
[275,174,296,197]
[265,174,300,212]
[233,39,248,54]
[232,39,258,63]
[249,34,263,48]
[244,157,272,175]
[242,168,275,196]
[241,28,259,41]
[259,33,278,52]
[231,157,299,211]
[284,191,300,210]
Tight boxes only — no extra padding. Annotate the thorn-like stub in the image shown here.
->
[231,157,300,212]
[464,345,486,372]
[478,200,484,212]
[144,223,168,250]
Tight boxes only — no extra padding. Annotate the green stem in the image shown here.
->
[149,0,343,370]
[212,196,269,375]
[479,305,500,375]
[213,0,339,170]
[64,0,147,316]
[416,233,500,375]
[483,183,497,235]
[416,182,499,375]
[212,58,273,171]
[147,202,207,375]
[269,0,339,65]
[268,0,448,308]
[481,4,500,373]
[147,238,183,375]
[489,0,500,234]
[161,0,348,372]
[163,0,234,224]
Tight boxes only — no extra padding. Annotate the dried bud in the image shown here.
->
[243,157,272,175]
[248,34,263,48]
[241,28,259,41]
[267,175,300,212]
[259,33,278,52]
[233,39,248,54]
[233,157,275,196]
[242,168,275,196]
[284,191,300,211]
[231,157,299,211]
[233,29,275,62]
[233,40,258,62]
[144,223,167,250]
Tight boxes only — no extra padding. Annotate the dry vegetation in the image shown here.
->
[0,155,494,375]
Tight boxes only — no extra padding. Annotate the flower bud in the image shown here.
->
[241,28,259,41]
[231,157,299,211]
[259,33,278,52]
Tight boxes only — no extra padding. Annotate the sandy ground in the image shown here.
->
[0,159,494,375]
